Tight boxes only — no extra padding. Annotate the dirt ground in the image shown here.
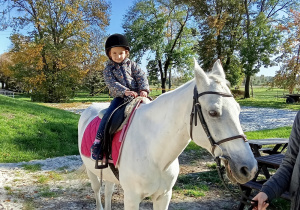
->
[0,151,245,210]
[0,102,249,210]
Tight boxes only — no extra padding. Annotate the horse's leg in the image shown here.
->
[153,190,172,210]
[104,181,114,210]
[123,190,141,210]
[86,168,103,210]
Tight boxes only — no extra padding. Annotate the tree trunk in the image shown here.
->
[158,60,166,93]
[223,55,231,74]
[163,59,170,93]
[168,68,172,89]
[90,85,95,96]
[161,77,166,93]
[244,74,251,98]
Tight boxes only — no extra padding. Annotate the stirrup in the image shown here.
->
[95,151,108,169]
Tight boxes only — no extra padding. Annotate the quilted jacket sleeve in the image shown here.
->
[131,62,150,94]
[103,66,128,98]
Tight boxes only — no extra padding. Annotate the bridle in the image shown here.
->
[190,85,247,156]
[190,85,257,207]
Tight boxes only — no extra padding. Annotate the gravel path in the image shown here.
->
[240,106,297,131]
[0,104,297,210]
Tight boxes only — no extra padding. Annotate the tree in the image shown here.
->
[272,9,300,93]
[123,0,197,93]
[240,0,285,98]
[0,53,14,90]
[82,31,108,95]
[179,0,297,97]
[179,0,245,86]
[0,0,110,102]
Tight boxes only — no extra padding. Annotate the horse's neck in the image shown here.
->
[138,81,194,170]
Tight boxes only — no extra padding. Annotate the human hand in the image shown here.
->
[125,90,138,98]
[139,90,148,97]
[251,192,269,210]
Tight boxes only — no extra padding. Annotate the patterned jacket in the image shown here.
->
[103,58,150,98]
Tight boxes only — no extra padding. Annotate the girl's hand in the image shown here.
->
[125,90,138,98]
[139,90,148,97]
[252,192,269,210]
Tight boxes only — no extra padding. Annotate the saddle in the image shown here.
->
[95,96,151,172]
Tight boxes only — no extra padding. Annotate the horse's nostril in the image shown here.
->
[240,166,249,176]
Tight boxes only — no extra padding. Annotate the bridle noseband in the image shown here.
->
[190,86,247,156]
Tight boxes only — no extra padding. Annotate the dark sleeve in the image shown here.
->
[131,62,150,94]
[261,111,300,201]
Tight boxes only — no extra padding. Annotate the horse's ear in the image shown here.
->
[212,59,226,79]
[194,58,209,86]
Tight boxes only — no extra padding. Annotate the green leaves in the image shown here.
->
[123,0,196,92]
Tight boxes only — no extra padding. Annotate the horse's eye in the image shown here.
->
[209,110,219,117]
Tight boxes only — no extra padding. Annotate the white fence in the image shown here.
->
[0,89,15,98]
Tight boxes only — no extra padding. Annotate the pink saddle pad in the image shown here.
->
[81,117,122,166]
[81,100,142,167]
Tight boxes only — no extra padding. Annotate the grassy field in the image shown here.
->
[236,86,300,110]
[0,95,79,163]
[15,88,163,103]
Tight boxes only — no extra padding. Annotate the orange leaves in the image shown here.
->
[13,43,44,71]
[24,73,46,91]
[207,13,229,35]
[0,53,13,77]
[271,8,300,93]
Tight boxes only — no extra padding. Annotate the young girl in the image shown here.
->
[91,33,150,162]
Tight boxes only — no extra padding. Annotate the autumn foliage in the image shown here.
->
[272,10,300,93]
[0,0,110,102]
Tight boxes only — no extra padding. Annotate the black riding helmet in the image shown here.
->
[105,34,130,58]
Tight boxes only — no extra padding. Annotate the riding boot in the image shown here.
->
[91,139,103,160]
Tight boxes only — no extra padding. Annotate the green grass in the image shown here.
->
[236,87,300,110]
[15,88,162,103]
[0,95,80,163]
[173,173,211,197]
[245,126,292,139]
[69,91,112,102]
[22,164,42,172]
[38,186,58,197]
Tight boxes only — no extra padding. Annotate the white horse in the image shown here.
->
[78,59,258,210]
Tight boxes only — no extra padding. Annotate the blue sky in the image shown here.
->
[0,0,278,76]
[107,0,134,34]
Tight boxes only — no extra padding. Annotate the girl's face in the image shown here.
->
[109,47,129,63]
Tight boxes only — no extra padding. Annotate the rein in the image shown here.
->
[189,85,256,207]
